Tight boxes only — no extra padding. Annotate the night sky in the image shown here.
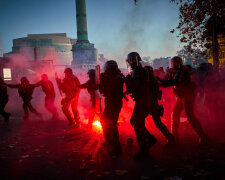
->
[0,0,181,65]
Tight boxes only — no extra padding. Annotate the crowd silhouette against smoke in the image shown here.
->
[1,50,225,143]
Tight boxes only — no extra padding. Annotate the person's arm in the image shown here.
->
[157,70,181,87]
[31,80,42,88]
[79,81,89,89]
[4,83,20,88]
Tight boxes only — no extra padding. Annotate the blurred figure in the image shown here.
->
[144,66,175,145]
[0,78,10,123]
[79,69,97,127]
[125,52,156,158]
[158,56,208,145]
[56,68,80,127]
[36,74,58,120]
[99,60,124,156]
[4,77,42,120]
[158,67,166,79]
[125,52,174,159]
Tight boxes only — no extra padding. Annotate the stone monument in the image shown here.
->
[72,0,97,69]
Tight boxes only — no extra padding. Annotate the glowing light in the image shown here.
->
[93,121,102,129]
[3,68,12,81]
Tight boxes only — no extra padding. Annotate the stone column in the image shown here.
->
[72,0,97,66]
[76,0,89,43]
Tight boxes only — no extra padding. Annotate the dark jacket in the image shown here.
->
[37,80,56,98]
[159,65,196,98]
[79,78,97,105]
[59,74,80,99]
[99,70,124,101]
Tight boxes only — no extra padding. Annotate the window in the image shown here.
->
[3,68,12,81]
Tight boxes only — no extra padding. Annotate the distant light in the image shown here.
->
[3,68,12,81]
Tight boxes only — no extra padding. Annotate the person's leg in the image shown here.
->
[107,101,122,154]
[100,99,112,145]
[71,96,80,125]
[88,107,95,126]
[171,98,184,139]
[23,101,29,120]
[133,102,156,155]
[61,98,74,125]
[27,101,42,118]
[45,96,58,119]
[0,99,10,122]
[152,113,174,142]
[184,97,208,141]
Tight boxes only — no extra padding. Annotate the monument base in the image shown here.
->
[71,41,97,69]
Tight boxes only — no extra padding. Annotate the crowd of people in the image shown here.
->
[1,51,224,158]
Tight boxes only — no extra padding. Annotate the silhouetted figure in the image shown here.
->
[5,77,42,120]
[125,52,174,159]
[99,60,124,156]
[158,56,208,146]
[56,68,80,127]
[144,66,175,145]
[0,78,10,123]
[36,74,58,120]
[79,69,97,127]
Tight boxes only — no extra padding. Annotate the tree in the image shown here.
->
[176,47,208,67]
[170,0,225,69]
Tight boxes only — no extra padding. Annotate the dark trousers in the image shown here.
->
[0,99,9,119]
[171,96,207,139]
[23,99,40,118]
[45,96,58,116]
[61,96,79,124]
[131,101,156,151]
[131,100,173,151]
[101,98,122,151]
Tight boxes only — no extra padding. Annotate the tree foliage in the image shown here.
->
[176,47,208,67]
[170,0,225,52]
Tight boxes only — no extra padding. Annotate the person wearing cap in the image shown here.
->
[56,68,80,127]
[158,56,208,146]
[0,78,10,123]
[79,69,97,127]
[36,74,58,120]
[4,77,42,120]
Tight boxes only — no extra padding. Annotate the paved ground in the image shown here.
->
[0,116,224,180]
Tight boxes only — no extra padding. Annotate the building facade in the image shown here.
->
[208,34,225,67]
[5,33,76,65]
